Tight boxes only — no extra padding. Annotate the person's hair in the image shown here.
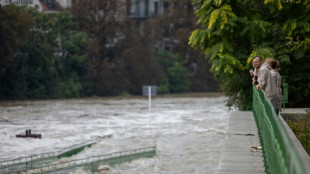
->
[253,56,263,61]
[265,58,280,70]
[276,60,280,71]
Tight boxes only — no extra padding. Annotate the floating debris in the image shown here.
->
[252,146,262,150]
[16,129,41,139]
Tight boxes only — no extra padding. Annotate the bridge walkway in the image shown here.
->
[217,111,265,174]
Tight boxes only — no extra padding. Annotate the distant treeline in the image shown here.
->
[0,1,218,100]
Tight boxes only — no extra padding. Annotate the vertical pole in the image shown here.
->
[148,86,151,113]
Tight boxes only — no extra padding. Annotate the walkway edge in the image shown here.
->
[279,114,310,173]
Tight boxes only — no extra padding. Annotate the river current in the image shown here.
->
[0,95,229,173]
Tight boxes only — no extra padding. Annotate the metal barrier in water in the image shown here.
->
[9,146,156,174]
[0,140,95,174]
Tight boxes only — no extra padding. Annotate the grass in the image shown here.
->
[286,112,310,156]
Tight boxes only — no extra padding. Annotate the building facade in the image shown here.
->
[127,0,165,20]
[55,0,166,20]
[1,0,166,18]
[0,0,44,11]
[0,0,60,12]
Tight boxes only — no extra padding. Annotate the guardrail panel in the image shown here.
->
[252,85,305,174]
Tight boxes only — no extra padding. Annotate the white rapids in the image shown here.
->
[0,95,229,174]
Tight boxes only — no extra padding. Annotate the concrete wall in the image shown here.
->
[279,109,310,174]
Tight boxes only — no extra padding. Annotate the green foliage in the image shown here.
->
[156,50,190,93]
[158,78,170,94]
[118,90,131,97]
[190,0,310,109]
[0,6,88,99]
[152,0,218,92]
[156,50,178,74]
[52,77,82,98]
[287,115,310,156]
[246,47,275,66]
[0,5,33,77]
[167,62,191,93]
[0,0,217,99]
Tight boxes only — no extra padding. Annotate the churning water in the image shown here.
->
[0,95,229,173]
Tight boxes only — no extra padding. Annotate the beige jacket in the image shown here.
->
[257,62,278,99]
[271,69,282,109]
[270,70,282,95]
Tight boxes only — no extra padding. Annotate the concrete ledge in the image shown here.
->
[281,108,309,114]
[279,109,310,174]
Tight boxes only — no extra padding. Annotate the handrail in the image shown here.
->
[0,140,95,173]
[15,146,156,174]
[252,85,306,174]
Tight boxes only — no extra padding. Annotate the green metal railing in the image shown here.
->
[0,140,95,174]
[12,146,156,174]
[252,85,306,174]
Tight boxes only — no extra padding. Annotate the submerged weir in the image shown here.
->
[0,140,155,174]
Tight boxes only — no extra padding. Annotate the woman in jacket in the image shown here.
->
[266,58,282,115]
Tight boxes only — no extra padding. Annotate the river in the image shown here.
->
[0,94,229,173]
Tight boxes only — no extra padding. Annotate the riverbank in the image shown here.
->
[0,92,224,106]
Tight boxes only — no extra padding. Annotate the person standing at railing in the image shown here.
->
[250,57,259,85]
[253,56,278,113]
[266,58,282,115]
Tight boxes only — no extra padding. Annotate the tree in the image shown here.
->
[116,21,164,95]
[0,5,33,76]
[71,0,163,95]
[49,11,88,97]
[190,0,310,109]
[0,5,88,99]
[150,0,218,92]
[70,0,127,95]
[156,50,190,93]
[0,5,33,98]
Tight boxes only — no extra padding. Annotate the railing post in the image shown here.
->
[281,76,288,110]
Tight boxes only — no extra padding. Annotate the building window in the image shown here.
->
[144,0,149,17]
[41,0,57,9]
[154,1,158,14]
[16,0,33,4]
[135,0,140,17]
[126,0,131,15]
[164,1,168,9]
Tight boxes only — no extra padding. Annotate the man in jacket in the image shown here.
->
[250,57,259,85]
[254,56,278,113]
